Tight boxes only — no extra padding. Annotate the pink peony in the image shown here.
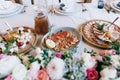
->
[87,68,99,80]
[99,49,116,56]
[4,75,12,80]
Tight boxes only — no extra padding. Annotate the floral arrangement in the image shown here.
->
[0,40,120,80]
[0,47,85,80]
[80,47,120,80]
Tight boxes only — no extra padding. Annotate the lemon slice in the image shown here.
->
[45,39,56,48]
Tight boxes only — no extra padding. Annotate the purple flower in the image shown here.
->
[0,54,7,59]
[56,52,62,58]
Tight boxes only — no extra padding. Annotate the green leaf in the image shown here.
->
[111,40,120,54]
[84,48,87,53]
[103,55,111,65]
[30,44,36,49]
[117,65,120,71]
[28,56,39,63]
[97,23,105,30]
[17,54,25,59]
[3,39,16,54]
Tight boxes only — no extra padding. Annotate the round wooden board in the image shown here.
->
[8,26,38,54]
[78,19,120,49]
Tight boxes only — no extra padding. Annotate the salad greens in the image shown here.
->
[3,39,16,54]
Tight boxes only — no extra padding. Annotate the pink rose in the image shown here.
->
[37,68,49,80]
[99,49,116,56]
[4,75,12,80]
[56,52,62,58]
[87,68,98,80]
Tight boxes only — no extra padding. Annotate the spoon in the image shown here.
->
[5,21,13,31]
[108,17,119,27]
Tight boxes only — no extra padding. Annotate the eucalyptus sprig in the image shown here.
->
[84,48,96,56]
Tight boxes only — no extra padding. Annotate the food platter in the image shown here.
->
[0,26,38,54]
[41,27,81,51]
[16,27,38,54]
[79,20,120,49]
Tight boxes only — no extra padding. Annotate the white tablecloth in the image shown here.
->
[0,0,120,53]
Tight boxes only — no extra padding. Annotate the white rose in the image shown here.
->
[100,67,117,78]
[47,57,65,80]
[0,56,21,78]
[111,55,120,68]
[27,61,40,80]
[12,64,27,80]
[81,53,97,69]
[100,77,109,80]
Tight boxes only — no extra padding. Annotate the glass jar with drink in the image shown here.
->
[34,0,50,35]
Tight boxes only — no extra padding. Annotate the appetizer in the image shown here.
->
[44,30,79,51]
[80,20,120,48]
[0,27,37,54]
[92,23,120,43]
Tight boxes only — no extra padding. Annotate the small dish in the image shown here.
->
[41,27,81,51]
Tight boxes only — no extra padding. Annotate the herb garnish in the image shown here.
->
[97,23,106,30]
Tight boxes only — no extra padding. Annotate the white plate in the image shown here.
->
[54,5,78,15]
[110,0,120,12]
[0,4,24,18]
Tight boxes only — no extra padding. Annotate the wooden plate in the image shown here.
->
[41,27,81,51]
[5,26,38,54]
[79,19,120,49]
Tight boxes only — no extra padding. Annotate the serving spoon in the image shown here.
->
[108,17,119,27]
